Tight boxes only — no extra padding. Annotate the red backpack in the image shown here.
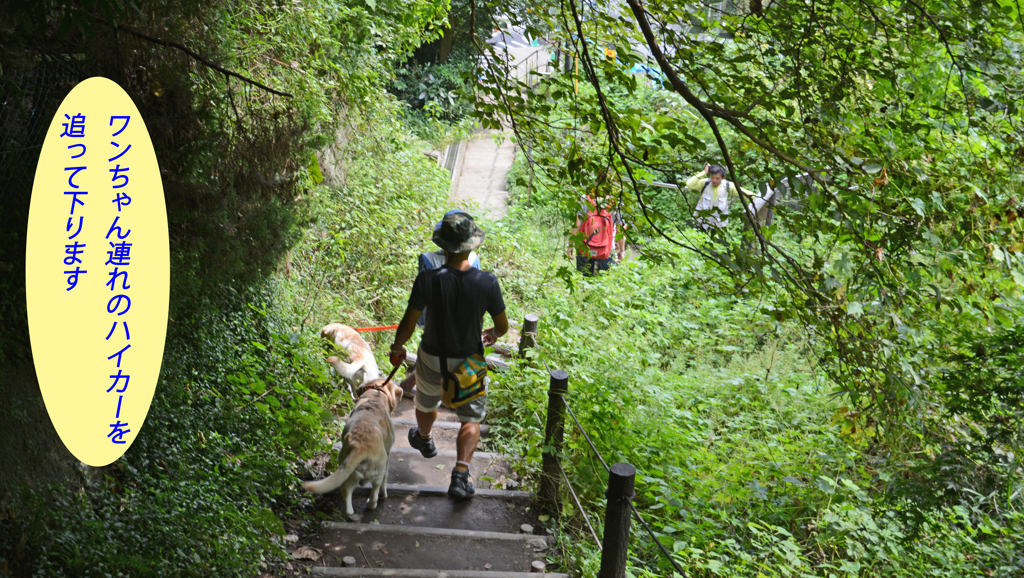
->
[581,199,614,260]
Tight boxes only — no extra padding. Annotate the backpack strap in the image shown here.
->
[584,206,612,247]
[430,268,454,392]
[429,267,482,393]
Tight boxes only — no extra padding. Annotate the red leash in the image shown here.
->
[354,324,399,332]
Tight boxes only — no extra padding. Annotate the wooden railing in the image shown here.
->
[520,315,690,578]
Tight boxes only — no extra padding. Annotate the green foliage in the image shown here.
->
[9,283,306,576]
[477,8,1024,576]
[483,205,1024,576]
[273,100,453,353]
[936,323,1024,441]
[476,0,1024,429]
[4,1,1023,576]
[391,58,477,122]
[3,108,454,575]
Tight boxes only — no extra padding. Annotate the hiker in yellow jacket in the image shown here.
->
[686,163,756,230]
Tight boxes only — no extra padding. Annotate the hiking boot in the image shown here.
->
[399,373,416,399]
[448,468,475,500]
[408,427,437,458]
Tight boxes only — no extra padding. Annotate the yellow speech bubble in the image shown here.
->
[26,77,169,467]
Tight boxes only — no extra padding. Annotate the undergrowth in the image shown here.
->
[6,128,1022,576]
[476,153,1024,577]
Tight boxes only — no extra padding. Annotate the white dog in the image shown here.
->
[303,377,404,518]
[321,323,381,399]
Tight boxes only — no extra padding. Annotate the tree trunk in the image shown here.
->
[437,13,459,63]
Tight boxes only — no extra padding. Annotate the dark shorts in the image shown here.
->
[576,255,614,276]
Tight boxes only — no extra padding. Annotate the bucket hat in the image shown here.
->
[435,209,465,230]
[432,211,485,253]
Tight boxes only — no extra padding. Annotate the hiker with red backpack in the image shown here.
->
[570,194,618,276]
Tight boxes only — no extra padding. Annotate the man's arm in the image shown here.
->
[389,305,422,367]
[728,181,756,200]
[686,167,708,191]
[568,217,582,258]
[482,311,509,346]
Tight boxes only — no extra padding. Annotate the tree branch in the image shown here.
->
[561,0,757,281]
[117,25,294,98]
[902,0,966,90]
[621,0,774,257]
[468,0,538,173]
[624,0,830,186]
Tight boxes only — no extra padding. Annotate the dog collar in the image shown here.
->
[358,381,392,396]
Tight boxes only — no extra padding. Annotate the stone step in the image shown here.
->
[315,492,536,532]
[393,397,459,423]
[303,523,553,574]
[329,446,503,463]
[312,569,568,577]
[391,422,487,453]
[392,418,490,435]
[352,484,531,499]
[386,448,513,490]
[390,447,499,461]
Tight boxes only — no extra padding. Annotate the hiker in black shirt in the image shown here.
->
[389,211,508,499]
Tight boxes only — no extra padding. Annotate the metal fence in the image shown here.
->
[509,48,555,91]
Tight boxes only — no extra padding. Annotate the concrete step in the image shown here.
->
[391,421,488,453]
[352,484,532,499]
[389,447,499,461]
[392,418,491,435]
[304,523,552,574]
[393,397,459,423]
[451,128,513,219]
[312,569,569,577]
[314,492,537,532]
[386,448,513,490]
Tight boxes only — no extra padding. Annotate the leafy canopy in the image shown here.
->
[475,0,1024,427]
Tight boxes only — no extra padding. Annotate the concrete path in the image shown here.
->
[451,130,515,219]
[449,38,550,220]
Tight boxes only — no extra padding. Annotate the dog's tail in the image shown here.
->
[303,447,368,495]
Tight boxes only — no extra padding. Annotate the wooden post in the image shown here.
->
[598,462,636,578]
[519,313,538,358]
[539,369,569,515]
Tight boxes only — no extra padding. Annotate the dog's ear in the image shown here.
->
[387,381,404,412]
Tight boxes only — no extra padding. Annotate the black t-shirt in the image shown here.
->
[409,265,505,359]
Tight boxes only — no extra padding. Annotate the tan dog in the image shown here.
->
[321,323,382,399]
[303,378,404,518]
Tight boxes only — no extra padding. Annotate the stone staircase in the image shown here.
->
[292,395,567,577]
